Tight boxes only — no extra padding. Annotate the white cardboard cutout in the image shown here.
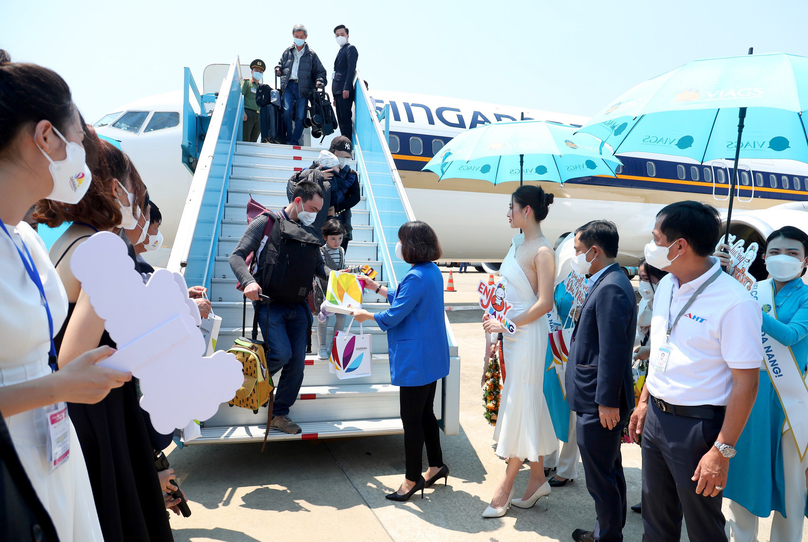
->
[71,232,243,434]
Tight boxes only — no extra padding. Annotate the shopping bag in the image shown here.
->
[329,318,372,380]
[179,419,201,444]
[199,310,222,356]
[324,271,364,315]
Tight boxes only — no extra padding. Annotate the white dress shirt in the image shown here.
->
[646,258,763,406]
[291,46,305,81]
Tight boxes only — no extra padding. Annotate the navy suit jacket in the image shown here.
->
[565,264,637,414]
[332,43,358,94]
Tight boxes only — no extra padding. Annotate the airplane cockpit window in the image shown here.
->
[676,165,686,180]
[703,167,713,183]
[94,112,122,128]
[409,137,423,156]
[740,171,751,186]
[389,134,400,153]
[432,139,445,156]
[646,161,656,177]
[755,173,764,187]
[715,168,727,184]
[111,111,149,134]
[794,177,801,191]
[145,112,180,133]
[770,174,778,188]
[782,176,790,190]
[690,166,700,181]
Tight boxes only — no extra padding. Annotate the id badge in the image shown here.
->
[45,402,70,473]
[652,344,671,373]
[251,87,257,93]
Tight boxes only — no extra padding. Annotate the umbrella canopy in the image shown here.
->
[579,53,808,162]
[423,120,622,185]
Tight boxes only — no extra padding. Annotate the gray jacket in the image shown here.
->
[276,44,327,98]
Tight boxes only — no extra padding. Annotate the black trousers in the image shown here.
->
[399,380,443,482]
[333,90,354,142]
[641,399,726,542]
[577,408,630,542]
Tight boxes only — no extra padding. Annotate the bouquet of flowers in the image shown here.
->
[483,339,504,426]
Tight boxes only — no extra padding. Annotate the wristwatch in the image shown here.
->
[714,441,737,458]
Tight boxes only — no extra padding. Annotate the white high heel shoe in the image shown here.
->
[482,488,515,518]
[511,481,551,509]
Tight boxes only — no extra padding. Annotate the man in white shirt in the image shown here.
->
[628,201,762,542]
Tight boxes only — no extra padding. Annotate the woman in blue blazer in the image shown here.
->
[354,221,450,502]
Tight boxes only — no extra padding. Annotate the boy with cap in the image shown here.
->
[241,59,265,142]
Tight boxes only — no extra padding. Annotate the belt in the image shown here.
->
[289,79,298,83]
[651,396,725,420]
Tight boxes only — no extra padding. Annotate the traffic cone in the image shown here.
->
[446,271,456,292]
[488,274,495,286]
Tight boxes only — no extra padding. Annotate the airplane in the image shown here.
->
[92,63,808,276]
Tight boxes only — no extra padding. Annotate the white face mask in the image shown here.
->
[115,180,140,230]
[37,126,93,204]
[145,231,163,252]
[336,36,348,47]
[570,247,594,275]
[297,201,317,226]
[766,254,805,282]
[253,71,263,81]
[644,239,680,270]
[638,280,655,300]
[395,242,404,261]
[338,157,354,169]
[134,221,149,246]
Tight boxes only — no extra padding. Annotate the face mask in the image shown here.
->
[336,36,347,47]
[766,254,805,282]
[570,247,594,275]
[253,71,263,81]
[644,239,680,270]
[638,280,655,300]
[297,201,317,226]
[338,157,353,169]
[145,231,163,252]
[395,242,404,261]
[294,38,306,47]
[116,180,140,230]
[134,221,149,246]
[37,126,93,204]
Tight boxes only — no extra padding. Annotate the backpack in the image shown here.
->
[256,84,272,107]
[235,197,275,292]
[255,217,322,304]
[308,88,337,140]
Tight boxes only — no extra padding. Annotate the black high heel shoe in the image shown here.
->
[424,465,450,488]
[385,476,425,501]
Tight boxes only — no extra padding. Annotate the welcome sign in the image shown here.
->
[477,280,517,335]
[717,234,758,292]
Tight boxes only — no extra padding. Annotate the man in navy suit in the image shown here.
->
[565,220,638,542]
[332,24,359,142]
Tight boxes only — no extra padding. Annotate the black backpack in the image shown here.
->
[307,89,337,139]
[255,215,322,304]
[256,84,272,107]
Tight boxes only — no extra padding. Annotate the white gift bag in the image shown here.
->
[324,271,364,315]
[329,318,372,380]
[180,419,201,444]
[199,309,222,356]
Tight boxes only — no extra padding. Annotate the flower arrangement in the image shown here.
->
[483,346,504,426]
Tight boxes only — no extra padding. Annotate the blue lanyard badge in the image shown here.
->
[0,222,57,367]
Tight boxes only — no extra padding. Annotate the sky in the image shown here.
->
[3,0,807,123]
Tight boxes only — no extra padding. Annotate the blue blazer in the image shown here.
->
[565,264,637,414]
[374,262,450,387]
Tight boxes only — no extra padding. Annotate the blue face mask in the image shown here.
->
[252,71,263,81]
[293,38,306,47]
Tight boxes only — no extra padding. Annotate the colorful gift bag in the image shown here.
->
[324,271,364,315]
[199,310,222,356]
[329,318,372,380]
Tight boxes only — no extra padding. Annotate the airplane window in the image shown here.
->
[740,171,750,186]
[703,167,712,183]
[716,168,726,184]
[409,137,423,156]
[690,166,699,181]
[111,111,149,134]
[755,173,764,187]
[770,174,778,188]
[646,161,656,177]
[94,111,122,128]
[795,177,802,191]
[615,164,623,174]
[144,112,180,133]
[782,176,790,190]
[676,165,686,180]
[805,178,808,191]
[389,134,400,153]
[431,139,445,156]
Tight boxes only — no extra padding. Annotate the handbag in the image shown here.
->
[324,271,364,315]
[329,317,372,380]
[198,296,222,356]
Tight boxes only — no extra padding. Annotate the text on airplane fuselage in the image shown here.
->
[372,98,534,130]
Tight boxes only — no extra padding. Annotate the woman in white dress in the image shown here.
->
[0,61,130,541]
[482,185,559,517]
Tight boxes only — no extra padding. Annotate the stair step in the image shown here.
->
[224,192,370,223]
[209,277,389,304]
[233,153,317,169]
[300,353,391,385]
[216,237,378,261]
[226,180,368,211]
[232,164,306,179]
[211,301,389,327]
[235,141,322,157]
[216,325,390,355]
[186,417,404,445]
[219,219,373,242]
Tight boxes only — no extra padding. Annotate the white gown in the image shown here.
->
[493,235,558,461]
[0,222,103,541]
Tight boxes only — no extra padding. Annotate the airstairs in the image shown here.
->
[169,58,460,444]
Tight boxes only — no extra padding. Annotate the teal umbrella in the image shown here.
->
[578,50,808,242]
[423,120,622,186]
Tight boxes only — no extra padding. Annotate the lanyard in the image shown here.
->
[73,222,99,232]
[0,222,57,363]
[665,268,722,341]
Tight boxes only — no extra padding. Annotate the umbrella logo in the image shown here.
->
[676,136,694,150]
[613,123,628,136]
[585,160,597,170]
[481,164,492,174]
[564,140,579,149]
[440,151,453,176]
[768,137,790,152]
[675,89,701,102]
[536,166,548,175]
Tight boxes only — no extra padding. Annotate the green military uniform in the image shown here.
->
[241,79,260,142]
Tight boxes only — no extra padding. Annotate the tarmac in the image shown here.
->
[166,268,803,542]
